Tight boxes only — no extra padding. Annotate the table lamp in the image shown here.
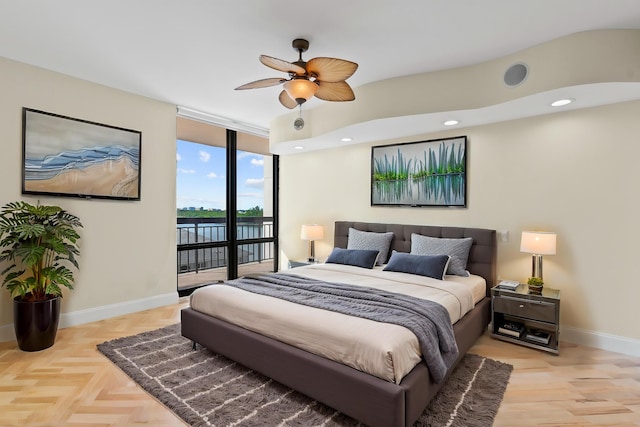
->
[301,224,324,262]
[520,231,556,280]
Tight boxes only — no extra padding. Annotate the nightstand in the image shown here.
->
[288,259,317,268]
[491,284,560,354]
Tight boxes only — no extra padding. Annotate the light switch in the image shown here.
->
[498,230,509,243]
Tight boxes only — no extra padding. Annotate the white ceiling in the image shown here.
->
[2,0,640,144]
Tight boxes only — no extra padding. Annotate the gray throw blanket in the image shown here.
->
[225,273,458,383]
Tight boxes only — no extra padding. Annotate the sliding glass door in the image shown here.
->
[235,145,277,278]
[176,140,229,292]
[176,118,277,295]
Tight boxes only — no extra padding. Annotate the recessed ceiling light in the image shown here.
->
[551,99,573,107]
[443,120,459,126]
[341,137,353,142]
[294,146,304,150]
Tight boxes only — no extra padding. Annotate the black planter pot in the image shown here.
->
[13,296,61,352]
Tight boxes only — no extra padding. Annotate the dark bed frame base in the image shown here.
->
[181,299,489,427]
[181,221,496,427]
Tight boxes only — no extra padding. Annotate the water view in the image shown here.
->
[177,218,274,274]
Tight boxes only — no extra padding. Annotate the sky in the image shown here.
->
[176,139,265,210]
[26,109,140,157]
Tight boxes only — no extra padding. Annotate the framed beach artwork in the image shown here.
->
[22,108,142,201]
[371,135,466,207]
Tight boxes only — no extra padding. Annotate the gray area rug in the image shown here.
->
[97,324,512,427]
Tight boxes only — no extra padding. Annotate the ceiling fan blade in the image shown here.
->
[306,57,358,83]
[235,78,286,90]
[260,55,306,75]
[278,90,298,109]
[315,81,355,102]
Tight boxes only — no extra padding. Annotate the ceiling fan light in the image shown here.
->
[283,79,318,104]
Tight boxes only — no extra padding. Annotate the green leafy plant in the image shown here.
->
[372,149,413,181]
[412,141,465,178]
[527,277,544,287]
[0,201,82,301]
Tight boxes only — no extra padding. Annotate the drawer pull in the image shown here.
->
[519,304,524,308]
[497,295,554,307]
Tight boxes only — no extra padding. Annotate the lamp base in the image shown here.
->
[308,241,316,263]
[531,254,544,281]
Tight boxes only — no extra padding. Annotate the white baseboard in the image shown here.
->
[0,292,179,344]
[561,325,640,358]
[3,300,639,360]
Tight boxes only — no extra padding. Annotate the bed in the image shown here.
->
[181,221,497,427]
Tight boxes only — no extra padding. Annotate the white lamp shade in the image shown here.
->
[520,231,557,255]
[301,224,324,241]
[284,79,318,103]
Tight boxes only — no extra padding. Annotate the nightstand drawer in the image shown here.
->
[493,295,556,323]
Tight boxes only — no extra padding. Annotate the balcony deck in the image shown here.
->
[177,261,275,291]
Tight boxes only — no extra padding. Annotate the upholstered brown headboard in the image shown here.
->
[334,221,497,297]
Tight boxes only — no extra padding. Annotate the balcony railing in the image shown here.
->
[177,217,274,275]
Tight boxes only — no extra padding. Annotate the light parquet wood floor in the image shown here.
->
[472,335,640,426]
[1,300,639,426]
[0,300,190,427]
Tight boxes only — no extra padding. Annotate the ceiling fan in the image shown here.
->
[235,38,358,110]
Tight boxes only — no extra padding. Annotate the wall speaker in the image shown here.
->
[503,63,528,87]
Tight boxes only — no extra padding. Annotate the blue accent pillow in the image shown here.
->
[325,248,380,269]
[383,251,451,280]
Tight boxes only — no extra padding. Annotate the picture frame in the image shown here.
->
[371,135,466,207]
[22,108,142,201]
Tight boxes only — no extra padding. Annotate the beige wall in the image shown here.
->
[279,100,640,351]
[0,58,178,336]
[2,51,638,354]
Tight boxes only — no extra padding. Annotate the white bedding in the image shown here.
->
[189,263,485,384]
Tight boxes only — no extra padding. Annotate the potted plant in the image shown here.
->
[0,201,82,351]
[527,276,544,295]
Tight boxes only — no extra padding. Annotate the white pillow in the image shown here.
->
[347,228,394,265]
[410,233,473,277]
